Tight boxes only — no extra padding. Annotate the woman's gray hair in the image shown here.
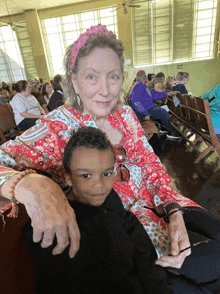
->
[63,33,124,111]
[176,72,189,82]
[148,77,164,90]
[164,76,174,86]
[136,70,147,82]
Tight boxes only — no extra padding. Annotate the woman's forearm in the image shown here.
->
[20,111,41,119]
[40,107,46,115]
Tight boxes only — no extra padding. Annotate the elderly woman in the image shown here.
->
[173,72,189,94]
[1,25,220,293]
[11,80,45,131]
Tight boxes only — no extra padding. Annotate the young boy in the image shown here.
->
[22,127,171,294]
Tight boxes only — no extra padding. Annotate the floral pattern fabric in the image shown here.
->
[0,104,200,257]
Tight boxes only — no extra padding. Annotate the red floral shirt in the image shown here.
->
[0,104,199,257]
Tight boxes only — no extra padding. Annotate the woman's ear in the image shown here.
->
[64,172,73,187]
[71,74,79,94]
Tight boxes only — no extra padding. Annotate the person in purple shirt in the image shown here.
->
[129,70,180,140]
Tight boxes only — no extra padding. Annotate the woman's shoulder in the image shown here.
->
[113,105,144,137]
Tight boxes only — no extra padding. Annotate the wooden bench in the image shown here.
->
[0,103,23,143]
[167,93,220,164]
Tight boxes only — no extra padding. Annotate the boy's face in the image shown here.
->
[64,147,115,206]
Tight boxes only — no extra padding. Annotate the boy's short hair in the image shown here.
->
[63,127,115,173]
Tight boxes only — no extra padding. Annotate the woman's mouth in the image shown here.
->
[95,101,110,106]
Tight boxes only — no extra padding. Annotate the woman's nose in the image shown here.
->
[99,78,109,97]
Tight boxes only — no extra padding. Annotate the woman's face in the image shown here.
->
[71,47,123,119]
[182,77,189,85]
[46,84,53,94]
[170,78,175,85]
[22,83,31,97]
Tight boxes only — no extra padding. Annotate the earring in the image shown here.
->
[76,94,81,106]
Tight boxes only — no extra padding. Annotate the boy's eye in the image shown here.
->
[82,174,91,178]
[103,172,113,177]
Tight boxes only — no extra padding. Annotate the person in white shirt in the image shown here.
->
[11,80,46,131]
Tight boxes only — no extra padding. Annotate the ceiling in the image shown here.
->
[0,0,89,18]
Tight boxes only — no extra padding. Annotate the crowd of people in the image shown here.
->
[127,70,190,140]
[0,74,67,131]
[1,24,220,294]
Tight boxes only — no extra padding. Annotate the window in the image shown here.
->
[43,7,118,77]
[15,23,38,80]
[194,0,217,59]
[132,0,217,66]
[0,25,26,83]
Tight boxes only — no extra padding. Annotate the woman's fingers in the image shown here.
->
[68,217,81,258]
[32,228,43,243]
[52,224,69,255]
[41,229,55,248]
[155,247,191,268]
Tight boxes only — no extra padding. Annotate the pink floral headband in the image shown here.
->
[71,24,112,69]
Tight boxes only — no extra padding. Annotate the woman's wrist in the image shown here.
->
[168,209,184,221]
[14,173,40,204]
[1,173,20,200]
[163,203,183,222]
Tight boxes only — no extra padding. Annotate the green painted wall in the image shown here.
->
[125,57,220,97]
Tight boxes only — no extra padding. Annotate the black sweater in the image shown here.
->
[22,189,170,294]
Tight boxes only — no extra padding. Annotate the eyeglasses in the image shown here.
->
[114,145,130,182]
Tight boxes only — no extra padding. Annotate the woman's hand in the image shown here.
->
[167,91,178,97]
[14,174,80,258]
[155,210,191,268]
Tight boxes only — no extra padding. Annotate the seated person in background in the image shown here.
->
[155,72,165,83]
[173,72,189,94]
[29,79,47,106]
[11,80,46,131]
[201,84,220,134]
[48,74,66,111]
[164,76,175,92]
[2,81,11,93]
[129,70,180,139]
[148,77,164,92]
[2,89,11,103]
[22,127,170,294]
[0,88,7,104]
[41,82,54,104]
[147,73,156,83]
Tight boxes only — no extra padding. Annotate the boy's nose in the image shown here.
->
[92,176,105,189]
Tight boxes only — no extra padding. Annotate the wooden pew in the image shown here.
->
[0,103,22,143]
[167,94,220,164]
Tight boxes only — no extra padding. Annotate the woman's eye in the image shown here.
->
[110,75,118,80]
[103,172,113,177]
[87,75,96,80]
[82,174,91,178]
